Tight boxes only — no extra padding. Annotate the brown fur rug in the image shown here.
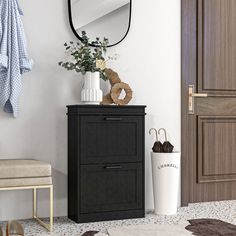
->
[186,219,236,236]
[81,231,99,236]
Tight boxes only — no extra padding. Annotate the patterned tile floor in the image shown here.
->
[1,200,236,236]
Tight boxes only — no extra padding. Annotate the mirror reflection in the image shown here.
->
[70,0,131,46]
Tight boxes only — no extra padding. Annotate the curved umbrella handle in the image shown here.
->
[149,128,159,141]
[158,128,168,141]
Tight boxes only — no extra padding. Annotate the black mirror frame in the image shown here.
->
[68,0,132,47]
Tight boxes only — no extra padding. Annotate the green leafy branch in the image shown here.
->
[58,31,110,81]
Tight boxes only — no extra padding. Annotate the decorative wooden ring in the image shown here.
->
[104,68,121,86]
[102,93,114,105]
[110,82,133,105]
[102,68,122,105]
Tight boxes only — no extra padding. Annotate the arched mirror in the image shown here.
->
[68,0,132,47]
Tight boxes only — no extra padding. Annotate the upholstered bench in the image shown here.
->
[0,159,53,232]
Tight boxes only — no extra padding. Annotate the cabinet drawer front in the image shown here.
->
[80,163,143,214]
[80,116,144,164]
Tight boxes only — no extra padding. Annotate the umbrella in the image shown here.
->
[149,128,164,153]
[158,128,174,153]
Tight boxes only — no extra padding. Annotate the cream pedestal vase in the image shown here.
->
[81,72,103,104]
[151,152,181,215]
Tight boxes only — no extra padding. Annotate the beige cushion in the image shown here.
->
[0,159,51,179]
[0,159,52,188]
[0,177,52,187]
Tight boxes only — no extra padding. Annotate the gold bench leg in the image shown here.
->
[33,188,37,217]
[50,185,53,232]
[33,185,53,232]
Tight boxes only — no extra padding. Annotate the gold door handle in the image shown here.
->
[189,85,208,114]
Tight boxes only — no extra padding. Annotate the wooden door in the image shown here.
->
[182,0,236,205]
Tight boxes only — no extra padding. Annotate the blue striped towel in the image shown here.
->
[0,0,33,117]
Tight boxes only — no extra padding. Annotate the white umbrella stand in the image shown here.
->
[151,152,181,215]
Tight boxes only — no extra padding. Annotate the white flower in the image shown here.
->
[96,59,106,70]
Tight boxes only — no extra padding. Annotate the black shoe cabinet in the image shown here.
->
[67,105,146,223]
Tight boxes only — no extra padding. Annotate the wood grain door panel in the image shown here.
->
[199,0,236,92]
[196,98,236,115]
[182,0,236,205]
[198,116,236,183]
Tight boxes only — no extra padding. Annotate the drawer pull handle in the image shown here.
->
[104,117,122,121]
[104,165,122,169]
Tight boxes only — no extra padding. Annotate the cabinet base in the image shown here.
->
[69,209,145,223]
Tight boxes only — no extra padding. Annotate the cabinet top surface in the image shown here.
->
[66,105,146,108]
[67,105,146,115]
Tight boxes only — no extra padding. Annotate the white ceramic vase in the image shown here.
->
[81,71,103,104]
[151,152,181,215]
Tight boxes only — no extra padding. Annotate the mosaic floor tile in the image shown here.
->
[1,200,236,235]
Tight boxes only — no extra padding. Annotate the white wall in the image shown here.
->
[0,0,180,220]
